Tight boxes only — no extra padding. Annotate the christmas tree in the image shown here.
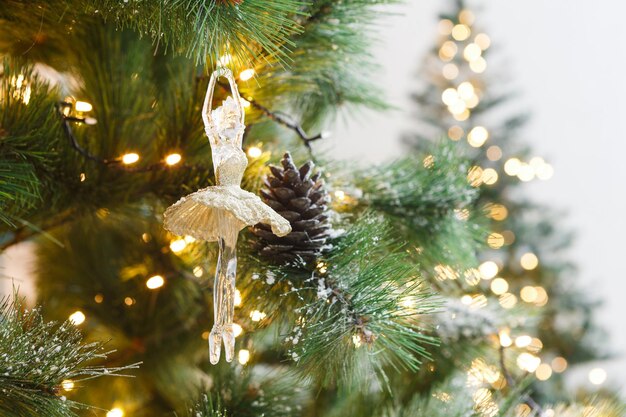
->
[0,1,623,416]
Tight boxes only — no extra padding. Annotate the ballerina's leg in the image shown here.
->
[209,213,239,364]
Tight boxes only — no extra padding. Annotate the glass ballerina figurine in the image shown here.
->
[163,67,291,364]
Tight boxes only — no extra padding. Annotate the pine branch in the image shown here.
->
[89,0,306,67]
[0,293,138,417]
[352,143,484,283]
[280,215,439,387]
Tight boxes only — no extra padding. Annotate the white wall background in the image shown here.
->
[326,1,626,393]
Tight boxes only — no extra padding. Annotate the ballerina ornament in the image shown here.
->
[163,68,291,364]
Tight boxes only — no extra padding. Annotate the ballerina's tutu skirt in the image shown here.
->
[164,185,292,241]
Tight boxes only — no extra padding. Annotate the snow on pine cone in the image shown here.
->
[251,152,332,265]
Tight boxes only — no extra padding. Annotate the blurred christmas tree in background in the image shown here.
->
[0,1,623,416]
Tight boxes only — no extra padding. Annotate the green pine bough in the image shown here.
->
[0,294,138,417]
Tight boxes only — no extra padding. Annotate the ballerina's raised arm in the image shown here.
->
[202,67,246,149]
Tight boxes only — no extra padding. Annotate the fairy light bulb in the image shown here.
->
[247,147,262,158]
[169,238,187,253]
[467,126,489,147]
[69,311,86,325]
[107,408,124,417]
[478,261,498,279]
[121,153,139,165]
[588,368,607,385]
[146,275,165,289]
[520,253,539,270]
[239,68,255,81]
[250,310,266,322]
[61,380,75,391]
[238,349,250,365]
[75,101,93,112]
[490,278,508,295]
[234,289,242,306]
[232,323,243,337]
[165,153,182,166]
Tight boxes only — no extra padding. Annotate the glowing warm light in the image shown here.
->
[520,286,538,303]
[470,57,487,73]
[107,408,124,417]
[334,190,346,201]
[61,379,75,391]
[464,43,482,61]
[69,311,86,325]
[467,166,483,187]
[463,268,481,286]
[442,88,458,105]
[94,293,104,303]
[442,63,459,80]
[239,68,255,81]
[238,349,250,365]
[465,94,479,109]
[467,126,489,147]
[520,252,539,270]
[534,286,549,306]
[588,368,607,385]
[124,297,135,306]
[504,158,522,176]
[517,163,535,182]
[487,204,508,221]
[250,310,266,321]
[551,357,568,373]
[75,101,93,112]
[234,289,242,307]
[515,335,532,348]
[439,41,458,61]
[232,323,243,337]
[452,24,471,41]
[536,363,553,381]
[459,9,475,25]
[247,146,262,158]
[499,329,512,347]
[352,334,362,348]
[490,278,508,295]
[487,232,504,248]
[457,82,475,100]
[165,153,182,166]
[478,261,498,279]
[475,33,491,50]
[499,293,517,309]
[453,108,470,121]
[121,153,139,165]
[438,19,454,35]
[240,98,251,108]
[528,338,543,353]
[460,294,473,305]
[517,352,541,372]
[482,168,498,186]
[146,275,165,289]
[218,54,232,66]
[435,264,458,281]
[193,266,203,277]
[448,125,464,141]
[184,235,195,243]
[79,173,86,182]
[448,100,467,115]
[169,238,187,253]
[486,146,502,161]
[423,155,435,168]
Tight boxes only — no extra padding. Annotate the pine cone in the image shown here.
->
[251,153,332,265]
